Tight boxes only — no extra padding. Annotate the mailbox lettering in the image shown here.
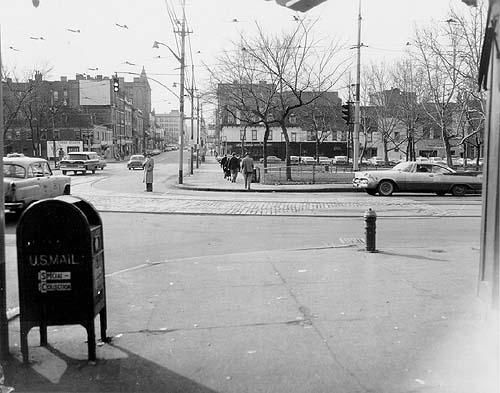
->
[29,254,78,266]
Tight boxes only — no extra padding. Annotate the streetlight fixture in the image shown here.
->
[153,34,186,184]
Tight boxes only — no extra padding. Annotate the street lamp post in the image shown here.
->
[153,27,187,184]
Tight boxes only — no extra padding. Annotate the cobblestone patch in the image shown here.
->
[74,192,450,217]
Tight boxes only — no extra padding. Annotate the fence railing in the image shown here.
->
[258,164,360,185]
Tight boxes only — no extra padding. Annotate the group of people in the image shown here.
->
[219,152,254,190]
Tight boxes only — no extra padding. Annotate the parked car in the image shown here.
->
[429,157,447,165]
[59,151,100,175]
[3,156,71,213]
[127,154,146,170]
[318,156,332,165]
[259,155,282,164]
[333,156,348,165]
[353,161,483,196]
[301,156,315,165]
[152,149,162,155]
[290,155,300,165]
[97,155,107,170]
[368,157,385,166]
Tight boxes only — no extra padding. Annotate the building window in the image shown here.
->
[252,130,257,141]
[53,91,58,102]
[291,132,297,142]
[307,131,315,141]
[289,114,297,124]
[240,129,246,140]
[422,126,430,139]
[268,130,273,141]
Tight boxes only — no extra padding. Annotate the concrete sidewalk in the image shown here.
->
[3,242,498,392]
[175,156,359,193]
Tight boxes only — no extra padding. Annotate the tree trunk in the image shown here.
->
[280,124,292,181]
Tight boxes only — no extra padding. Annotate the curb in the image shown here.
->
[174,184,362,193]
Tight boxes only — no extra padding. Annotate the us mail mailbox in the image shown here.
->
[16,195,107,363]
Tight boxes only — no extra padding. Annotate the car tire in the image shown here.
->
[366,189,377,196]
[451,184,467,196]
[92,169,96,174]
[62,171,67,175]
[377,180,394,196]
[128,167,131,170]
[63,185,71,195]
[73,171,77,175]
[82,170,87,175]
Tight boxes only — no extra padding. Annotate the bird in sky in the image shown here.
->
[30,36,45,40]
[88,67,99,71]
[115,23,129,29]
[123,61,136,66]
[9,46,20,51]
[67,28,81,33]
[293,15,300,21]
[231,18,239,22]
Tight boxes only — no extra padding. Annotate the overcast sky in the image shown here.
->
[0,0,465,116]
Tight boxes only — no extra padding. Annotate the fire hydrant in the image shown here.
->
[364,208,377,252]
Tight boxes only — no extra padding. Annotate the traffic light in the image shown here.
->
[341,102,353,125]
[112,76,119,92]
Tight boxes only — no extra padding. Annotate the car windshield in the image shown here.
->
[392,162,414,172]
[67,154,89,160]
[131,155,144,160]
[4,164,26,178]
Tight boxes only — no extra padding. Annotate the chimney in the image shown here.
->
[76,74,84,80]
[60,76,67,82]
[96,75,103,81]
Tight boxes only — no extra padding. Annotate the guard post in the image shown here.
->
[16,195,107,363]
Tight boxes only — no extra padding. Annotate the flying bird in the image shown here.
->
[231,18,239,22]
[67,28,81,33]
[293,15,300,21]
[9,46,20,51]
[30,36,45,40]
[115,23,129,29]
[88,67,99,71]
[123,61,136,66]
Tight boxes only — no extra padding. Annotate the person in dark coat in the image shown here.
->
[220,154,230,180]
[228,152,240,183]
[143,153,154,191]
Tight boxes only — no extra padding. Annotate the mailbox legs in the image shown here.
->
[100,307,108,342]
[20,323,29,364]
[86,321,97,361]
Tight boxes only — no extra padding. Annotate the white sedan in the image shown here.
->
[353,161,483,196]
[4,157,71,212]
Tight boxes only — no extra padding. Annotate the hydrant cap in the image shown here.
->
[364,208,377,218]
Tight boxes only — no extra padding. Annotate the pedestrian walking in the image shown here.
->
[143,153,154,192]
[241,152,254,190]
[220,154,230,180]
[228,152,240,183]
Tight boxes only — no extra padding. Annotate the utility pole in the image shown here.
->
[353,0,362,171]
[190,64,195,175]
[177,0,187,184]
[0,28,9,360]
[196,97,201,167]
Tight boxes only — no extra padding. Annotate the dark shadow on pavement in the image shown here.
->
[4,343,219,393]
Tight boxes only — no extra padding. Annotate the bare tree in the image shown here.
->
[208,20,347,180]
[412,1,487,166]
[295,92,341,162]
[363,63,401,164]
[390,58,428,161]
